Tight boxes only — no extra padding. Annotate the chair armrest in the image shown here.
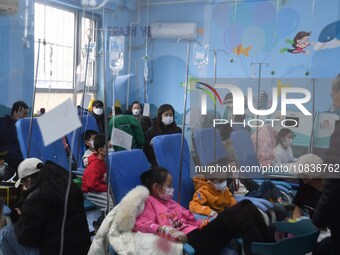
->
[183,243,195,255]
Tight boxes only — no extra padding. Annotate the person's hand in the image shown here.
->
[168,228,187,243]
[209,210,218,218]
[14,208,22,216]
[158,226,187,243]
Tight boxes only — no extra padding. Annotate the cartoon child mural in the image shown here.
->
[281,31,313,54]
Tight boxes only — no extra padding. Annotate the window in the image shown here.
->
[34,2,98,90]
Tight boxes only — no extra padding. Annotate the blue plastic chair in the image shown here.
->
[230,130,294,203]
[107,149,194,255]
[152,133,194,208]
[66,115,99,172]
[192,128,228,166]
[108,149,151,204]
[192,128,275,222]
[16,117,69,170]
[251,219,320,255]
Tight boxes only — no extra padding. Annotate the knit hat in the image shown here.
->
[15,158,43,188]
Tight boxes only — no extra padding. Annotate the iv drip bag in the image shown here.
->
[109,36,125,75]
[193,43,209,69]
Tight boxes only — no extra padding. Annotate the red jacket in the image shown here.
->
[82,154,107,193]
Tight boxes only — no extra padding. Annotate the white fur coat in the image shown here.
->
[88,185,183,255]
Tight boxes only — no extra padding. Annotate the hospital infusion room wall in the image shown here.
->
[131,0,340,117]
[1,0,340,118]
[0,0,34,116]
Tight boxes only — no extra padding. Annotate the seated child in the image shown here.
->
[273,128,297,164]
[82,134,112,212]
[82,130,98,167]
[189,176,237,217]
[134,167,274,255]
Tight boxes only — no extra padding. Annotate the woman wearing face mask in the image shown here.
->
[90,100,105,134]
[273,128,297,164]
[144,104,182,166]
[127,101,152,138]
[134,167,273,255]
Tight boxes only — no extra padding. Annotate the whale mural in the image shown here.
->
[314,20,340,50]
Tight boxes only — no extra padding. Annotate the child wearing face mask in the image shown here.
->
[82,134,113,212]
[273,128,297,164]
[189,176,237,218]
[82,130,98,167]
[144,104,182,166]
[135,167,274,255]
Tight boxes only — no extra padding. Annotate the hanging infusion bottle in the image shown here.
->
[193,43,209,70]
[109,36,125,75]
[86,41,96,62]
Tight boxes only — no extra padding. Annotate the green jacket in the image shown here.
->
[108,115,145,151]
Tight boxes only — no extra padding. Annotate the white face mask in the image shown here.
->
[213,181,227,192]
[285,138,293,147]
[159,187,174,201]
[93,108,103,115]
[89,140,94,149]
[132,109,140,116]
[162,116,173,125]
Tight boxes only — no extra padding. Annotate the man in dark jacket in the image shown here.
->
[0,158,91,255]
[313,75,340,255]
[0,101,29,178]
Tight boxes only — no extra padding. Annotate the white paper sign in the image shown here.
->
[37,99,82,146]
[143,103,150,117]
[110,127,133,150]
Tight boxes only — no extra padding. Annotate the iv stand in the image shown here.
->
[177,38,191,205]
[250,62,269,154]
[309,78,317,153]
[210,49,228,166]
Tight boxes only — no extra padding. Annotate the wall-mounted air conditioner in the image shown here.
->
[0,0,19,15]
[150,23,197,40]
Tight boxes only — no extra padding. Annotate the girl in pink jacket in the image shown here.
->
[134,167,273,255]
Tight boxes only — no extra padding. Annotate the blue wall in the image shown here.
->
[0,1,34,115]
[129,0,340,116]
[1,0,340,117]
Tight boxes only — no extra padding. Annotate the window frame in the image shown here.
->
[34,1,100,92]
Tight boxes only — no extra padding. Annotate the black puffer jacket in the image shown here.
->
[313,121,340,230]
[14,162,91,255]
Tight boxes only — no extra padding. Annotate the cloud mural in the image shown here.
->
[212,3,300,58]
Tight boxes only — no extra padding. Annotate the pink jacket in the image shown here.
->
[251,124,277,166]
[134,195,204,235]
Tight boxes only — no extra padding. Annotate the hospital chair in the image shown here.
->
[16,117,69,170]
[152,133,250,255]
[65,115,99,172]
[152,133,194,207]
[230,129,294,204]
[107,149,194,255]
[16,117,97,212]
[251,219,319,255]
[192,128,276,224]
